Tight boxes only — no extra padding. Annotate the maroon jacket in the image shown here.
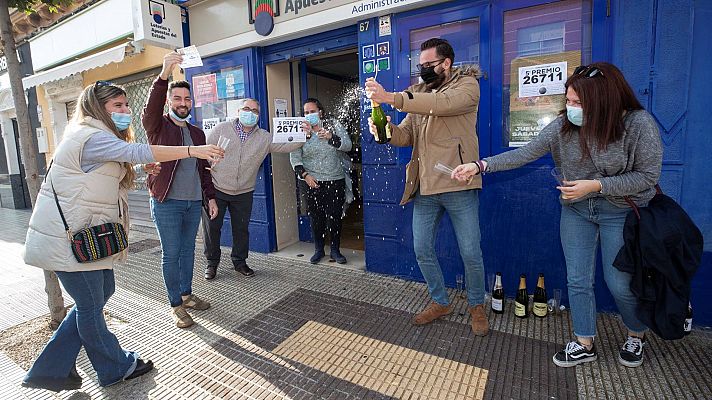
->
[141,77,216,202]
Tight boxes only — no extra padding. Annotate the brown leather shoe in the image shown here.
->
[469,304,490,336]
[412,302,453,325]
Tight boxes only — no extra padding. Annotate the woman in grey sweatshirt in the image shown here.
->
[291,98,352,264]
[453,63,662,370]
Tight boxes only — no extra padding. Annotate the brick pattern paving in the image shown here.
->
[0,207,711,399]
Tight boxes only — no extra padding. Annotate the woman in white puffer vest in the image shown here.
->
[21,81,223,392]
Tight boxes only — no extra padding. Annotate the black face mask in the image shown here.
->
[419,65,439,84]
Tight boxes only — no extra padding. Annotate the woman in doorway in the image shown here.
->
[452,62,662,368]
[290,98,352,264]
[21,81,223,392]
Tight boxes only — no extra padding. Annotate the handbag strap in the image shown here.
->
[49,177,73,240]
[624,184,663,220]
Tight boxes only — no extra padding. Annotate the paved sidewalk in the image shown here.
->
[0,207,711,399]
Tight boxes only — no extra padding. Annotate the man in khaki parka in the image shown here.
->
[366,38,488,336]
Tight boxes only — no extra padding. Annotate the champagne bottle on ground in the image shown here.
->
[514,274,529,318]
[684,301,692,335]
[370,100,391,144]
[533,273,547,317]
[491,272,504,314]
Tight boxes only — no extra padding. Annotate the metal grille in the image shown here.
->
[123,75,166,190]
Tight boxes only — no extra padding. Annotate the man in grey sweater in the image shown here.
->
[202,98,303,280]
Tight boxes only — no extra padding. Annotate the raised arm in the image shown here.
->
[142,52,182,142]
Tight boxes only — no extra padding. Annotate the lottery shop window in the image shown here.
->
[502,0,592,147]
[191,66,246,126]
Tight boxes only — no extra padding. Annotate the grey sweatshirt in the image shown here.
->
[290,120,352,182]
[484,110,663,207]
[206,120,302,195]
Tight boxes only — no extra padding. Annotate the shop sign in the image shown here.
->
[132,0,184,49]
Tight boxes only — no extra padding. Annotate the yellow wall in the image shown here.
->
[35,85,54,164]
[37,44,184,160]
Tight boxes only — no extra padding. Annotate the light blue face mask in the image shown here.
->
[305,112,321,126]
[169,108,192,122]
[111,112,132,131]
[566,105,584,126]
[238,110,258,127]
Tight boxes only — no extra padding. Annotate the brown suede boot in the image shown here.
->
[412,302,453,325]
[469,304,490,336]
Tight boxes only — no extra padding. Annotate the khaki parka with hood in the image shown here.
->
[388,65,483,205]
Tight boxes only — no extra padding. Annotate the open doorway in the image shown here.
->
[303,51,363,251]
[266,48,364,264]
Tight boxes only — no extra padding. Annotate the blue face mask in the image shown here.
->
[111,112,132,131]
[169,108,192,122]
[566,105,584,126]
[238,110,258,127]
[305,112,321,126]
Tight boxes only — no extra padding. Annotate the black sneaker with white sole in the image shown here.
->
[618,336,645,367]
[553,340,598,367]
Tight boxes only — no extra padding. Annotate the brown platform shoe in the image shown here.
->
[469,304,490,336]
[412,302,453,325]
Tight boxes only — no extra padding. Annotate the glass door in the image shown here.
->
[396,2,490,155]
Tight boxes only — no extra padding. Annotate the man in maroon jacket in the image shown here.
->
[142,52,219,329]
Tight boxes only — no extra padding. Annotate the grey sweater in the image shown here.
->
[206,120,302,195]
[485,110,663,207]
[290,120,352,182]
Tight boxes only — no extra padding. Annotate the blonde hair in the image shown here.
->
[73,82,136,189]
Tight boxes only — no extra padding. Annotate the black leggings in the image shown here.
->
[305,179,345,251]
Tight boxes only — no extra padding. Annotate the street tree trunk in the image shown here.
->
[0,1,65,329]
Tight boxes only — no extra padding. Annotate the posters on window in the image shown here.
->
[192,74,217,107]
[508,51,580,147]
[202,117,220,132]
[217,68,245,99]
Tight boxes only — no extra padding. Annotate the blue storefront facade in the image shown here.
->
[186,0,712,327]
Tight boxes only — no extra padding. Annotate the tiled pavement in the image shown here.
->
[0,207,711,399]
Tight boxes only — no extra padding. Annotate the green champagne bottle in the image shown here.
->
[370,100,391,144]
[514,274,529,318]
[533,273,548,317]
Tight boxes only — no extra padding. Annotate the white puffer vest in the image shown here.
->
[23,117,130,272]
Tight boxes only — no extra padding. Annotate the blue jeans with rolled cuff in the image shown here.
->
[560,197,648,338]
[151,198,203,307]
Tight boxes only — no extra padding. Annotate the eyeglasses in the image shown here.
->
[416,59,445,71]
[241,106,259,115]
[574,65,603,78]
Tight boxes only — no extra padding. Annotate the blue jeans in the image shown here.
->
[560,197,647,338]
[24,270,137,387]
[413,189,485,306]
[151,198,203,307]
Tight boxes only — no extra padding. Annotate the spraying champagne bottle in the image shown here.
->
[514,274,529,318]
[370,100,391,144]
[533,273,547,317]
[491,272,504,314]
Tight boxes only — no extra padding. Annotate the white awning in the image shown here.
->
[22,43,129,90]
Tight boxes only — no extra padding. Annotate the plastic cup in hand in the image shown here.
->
[208,136,230,170]
[551,167,566,186]
[434,162,455,177]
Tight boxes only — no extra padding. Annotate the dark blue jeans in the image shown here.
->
[23,269,137,387]
[151,198,203,307]
[412,189,486,306]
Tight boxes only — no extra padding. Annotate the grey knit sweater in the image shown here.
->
[290,120,352,182]
[484,110,663,207]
